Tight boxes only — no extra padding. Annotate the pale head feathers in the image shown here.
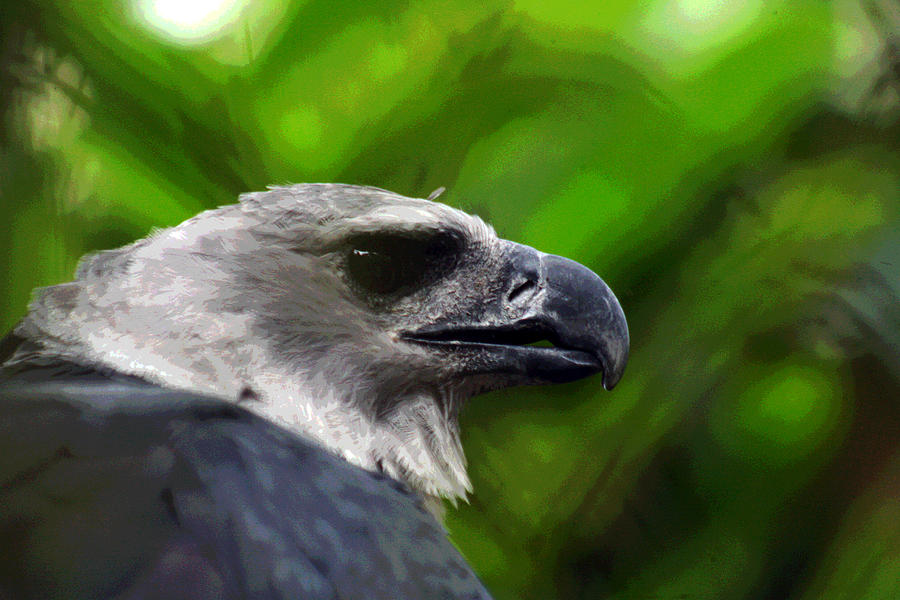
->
[8,184,500,504]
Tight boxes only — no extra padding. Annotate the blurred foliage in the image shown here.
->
[2,0,899,598]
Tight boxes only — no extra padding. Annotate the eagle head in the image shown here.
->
[10,184,628,503]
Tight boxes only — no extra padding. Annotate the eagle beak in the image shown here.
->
[506,243,629,389]
[404,242,629,390]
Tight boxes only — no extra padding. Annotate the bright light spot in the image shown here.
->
[832,1,882,82]
[671,0,759,32]
[639,0,764,70]
[134,0,246,44]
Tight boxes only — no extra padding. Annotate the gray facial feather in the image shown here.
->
[8,184,500,503]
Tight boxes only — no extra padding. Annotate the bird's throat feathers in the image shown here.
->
[244,368,473,504]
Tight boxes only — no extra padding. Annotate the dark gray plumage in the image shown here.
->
[0,363,489,599]
[0,184,628,599]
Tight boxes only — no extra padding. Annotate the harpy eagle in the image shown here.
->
[0,184,628,599]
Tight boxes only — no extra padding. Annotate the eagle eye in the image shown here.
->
[346,232,459,297]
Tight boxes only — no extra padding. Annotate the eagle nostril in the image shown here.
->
[507,279,537,305]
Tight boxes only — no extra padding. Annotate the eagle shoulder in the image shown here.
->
[0,363,492,600]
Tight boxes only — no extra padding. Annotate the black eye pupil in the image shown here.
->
[346,233,457,297]
[349,248,403,294]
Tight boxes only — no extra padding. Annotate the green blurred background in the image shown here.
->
[2,1,899,598]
